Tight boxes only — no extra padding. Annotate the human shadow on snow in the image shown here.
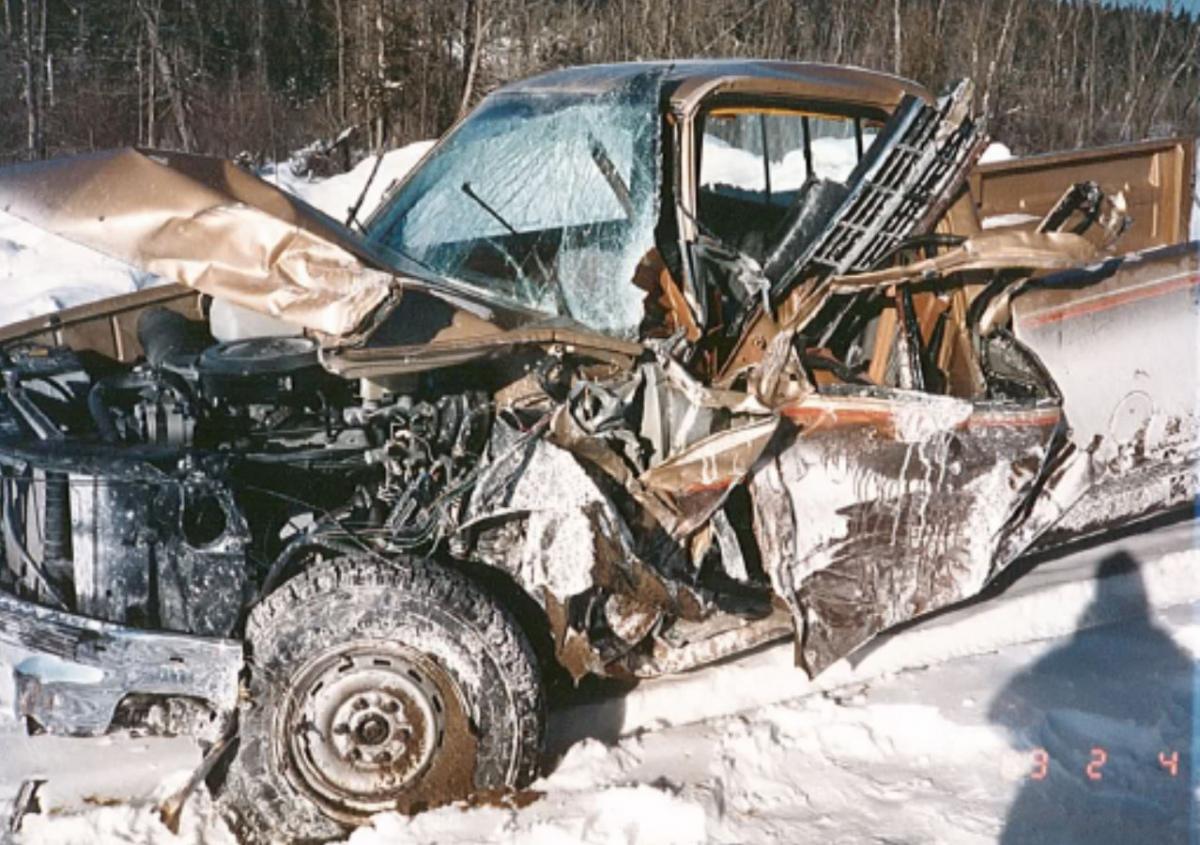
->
[990,551,1196,844]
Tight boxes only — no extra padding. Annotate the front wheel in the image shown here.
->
[218,554,546,842]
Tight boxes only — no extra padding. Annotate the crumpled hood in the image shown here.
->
[0,148,395,336]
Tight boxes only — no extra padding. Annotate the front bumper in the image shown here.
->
[0,590,241,736]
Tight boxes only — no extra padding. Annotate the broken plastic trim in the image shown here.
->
[0,589,240,736]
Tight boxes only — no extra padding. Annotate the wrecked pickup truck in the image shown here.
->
[0,60,1196,840]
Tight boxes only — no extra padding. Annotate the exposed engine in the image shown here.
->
[0,306,493,640]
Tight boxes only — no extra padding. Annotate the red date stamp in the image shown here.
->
[1029,747,1182,780]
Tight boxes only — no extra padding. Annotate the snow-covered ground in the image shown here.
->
[338,517,1200,845]
[7,515,1200,844]
[1,137,1199,844]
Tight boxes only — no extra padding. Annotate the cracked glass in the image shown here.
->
[368,73,663,339]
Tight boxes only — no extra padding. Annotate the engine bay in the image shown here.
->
[0,305,497,642]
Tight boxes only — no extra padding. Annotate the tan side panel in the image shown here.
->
[971,137,1194,252]
[0,284,205,362]
[0,149,391,337]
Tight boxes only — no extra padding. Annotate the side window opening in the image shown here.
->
[692,102,997,403]
[696,107,880,258]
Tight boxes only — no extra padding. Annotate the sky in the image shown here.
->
[1106,0,1200,11]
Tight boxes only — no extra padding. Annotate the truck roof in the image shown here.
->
[494,60,931,114]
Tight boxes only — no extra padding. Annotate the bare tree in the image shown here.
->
[332,0,347,124]
[980,0,1024,121]
[458,0,488,118]
[21,0,44,159]
[136,0,194,151]
[893,0,903,75]
[1,0,1198,167]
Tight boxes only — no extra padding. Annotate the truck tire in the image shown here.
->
[218,554,545,842]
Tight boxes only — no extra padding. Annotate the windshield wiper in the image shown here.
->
[461,181,520,236]
[459,181,573,318]
[345,145,386,231]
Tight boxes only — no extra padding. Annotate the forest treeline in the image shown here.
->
[1,0,1198,168]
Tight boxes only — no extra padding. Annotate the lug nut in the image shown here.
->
[356,714,391,745]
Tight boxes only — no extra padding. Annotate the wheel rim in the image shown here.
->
[282,642,458,817]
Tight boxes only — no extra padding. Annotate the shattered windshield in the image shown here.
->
[368,74,663,339]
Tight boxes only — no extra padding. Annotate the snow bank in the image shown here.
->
[0,211,157,325]
[701,137,1014,199]
[261,141,435,225]
[701,134,862,191]
[980,141,1014,164]
[15,766,235,845]
[352,783,707,845]
[2,734,233,844]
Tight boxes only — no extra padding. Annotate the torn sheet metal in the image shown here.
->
[638,417,782,537]
[461,419,700,678]
[0,588,240,736]
[0,443,250,638]
[748,390,1061,675]
[625,608,794,677]
[539,359,780,542]
[824,230,1102,292]
[463,420,634,601]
